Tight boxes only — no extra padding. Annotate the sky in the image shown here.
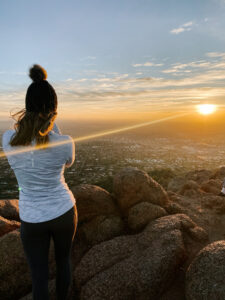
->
[1,0,225,123]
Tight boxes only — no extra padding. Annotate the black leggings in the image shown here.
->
[20,205,78,300]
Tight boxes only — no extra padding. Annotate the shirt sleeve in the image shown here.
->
[52,122,62,135]
[2,130,14,151]
[2,132,7,150]
[65,135,75,168]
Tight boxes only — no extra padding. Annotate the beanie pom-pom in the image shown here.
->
[29,64,47,82]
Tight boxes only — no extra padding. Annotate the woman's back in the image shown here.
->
[2,123,76,223]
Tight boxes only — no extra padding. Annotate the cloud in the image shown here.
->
[161,58,223,74]
[77,78,88,82]
[132,62,163,67]
[80,56,96,61]
[2,54,225,115]
[170,21,193,35]
[206,52,225,58]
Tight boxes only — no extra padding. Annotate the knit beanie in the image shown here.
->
[25,64,57,114]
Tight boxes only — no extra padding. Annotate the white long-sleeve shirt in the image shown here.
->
[2,123,76,223]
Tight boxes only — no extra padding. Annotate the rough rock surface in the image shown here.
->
[167,176,188,193]
[113,166,169,214]
[73,214,206,300]
[200,178,222,195]
[166,167,225,244]
[1,166,225,299]
[79,214,124,246]
[178,180,203,198]
[0,215,20,237]
[0,199,19,221]
[127,201,167,231]
[186,240,225,300]
[71,184,119,222]
[211,166,225,180]
[185,169,213,184]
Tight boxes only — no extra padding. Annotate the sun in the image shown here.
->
[196,104,217,115]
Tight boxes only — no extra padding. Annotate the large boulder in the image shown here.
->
[71,184,119,223]
[0,228,56,300]
[0,199,19,221]
[79,215,124,246]
[185,240,225,300]
[113,167,169,214]
[73,214,206,299]
[127,201,167,231]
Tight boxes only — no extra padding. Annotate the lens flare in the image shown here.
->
[0,112,190,159]
[197,104,217,115]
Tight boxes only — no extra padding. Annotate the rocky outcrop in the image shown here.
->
[74,214,205,300]
[0,166,225,299]
[186,240,225,300]
[185,169,213,184]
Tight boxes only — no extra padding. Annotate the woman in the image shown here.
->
[2,64,78,300]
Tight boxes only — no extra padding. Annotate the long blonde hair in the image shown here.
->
[9,108,57,148]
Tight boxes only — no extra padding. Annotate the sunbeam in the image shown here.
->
[0,112,190,158]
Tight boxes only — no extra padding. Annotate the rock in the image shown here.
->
[185,169,213,184]
[188,226,208,242]
[79,215,124,246]
[113,167,169,214]
[200,179,222,195]
[73,214,204,299]
[211,166,225,180]
[201,194,225,210]
[71,184,119,223]
[167,170,213,195]
[167,176,187,192]
[127,201,167,231]
[0,216,20,237]
[0,228,56,300]
[0,199,20,221]
[165,202,186,215]
[159,270,185,300]
[186,240,225,300]
[179,180,203,197]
